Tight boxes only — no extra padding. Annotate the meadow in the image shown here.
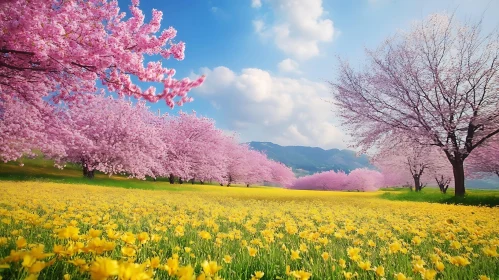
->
[0,161,498,280]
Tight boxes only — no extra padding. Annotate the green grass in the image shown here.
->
[0,157,272,193]
[379,187,499,207]
[2,157,499,207]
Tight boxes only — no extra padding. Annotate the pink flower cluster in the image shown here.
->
[0,0,204,107]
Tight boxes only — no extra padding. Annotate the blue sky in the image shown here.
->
[120,0,499,149]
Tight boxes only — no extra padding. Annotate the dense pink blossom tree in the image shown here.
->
[160,112,229,184]
[466,136,499,178]
[59,95,167,179]
[289,169,384,191]
[268,160,295,188]
[0,0,204,107]
[331,14,499,196]
[0,96,66,162]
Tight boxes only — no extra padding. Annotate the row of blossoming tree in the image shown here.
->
[0,0,295,187]
[0,95,295,187]
[330,14,499,196]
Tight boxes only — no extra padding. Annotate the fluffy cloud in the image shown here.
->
[193,66,347,149]
[277,58,301,74]
[251,0,262,8]
[252,0,335,60]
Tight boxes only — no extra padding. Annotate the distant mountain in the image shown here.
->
[248,142,373,176]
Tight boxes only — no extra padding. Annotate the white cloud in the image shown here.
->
[277,58,301,74]
[252,0,335,60]
[193,66,347,149]
[251,0,262,8]
[253,20,265,34]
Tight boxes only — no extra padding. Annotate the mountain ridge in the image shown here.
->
[248,141,373,177]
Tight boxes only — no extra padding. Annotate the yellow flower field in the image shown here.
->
[0,181,498,280]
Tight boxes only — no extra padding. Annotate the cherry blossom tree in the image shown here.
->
[289,169,384,191]
[268,160,295,188]
[160,112,229,184]
[466,136,499,178]
[331,14,499,196]
[0,0,204,107]
[0,96,66,162]
[373,136,454,192]
[59,95,167,179]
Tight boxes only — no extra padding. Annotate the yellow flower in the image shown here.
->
[89,257,119,280]
[28,261,46,274]
[368,240,376,247]
[251,271,265,280]
[479,276,490,280]
[149,256,161,269]
[247,247,257,257]
[389,241,402,254]
[450,241,462,250]
[291,250,301,260]
[199,231,212,240]
[321,252,329,261]
[137,232,150,244]
[176,265,194,280]
[338,259,347,269]
[22,255,36,268]
[299,243,308,252]
[165,257,179,276]
[412,236,422,245]
[121,247,136,257]
[347,247,361,261]
[422,269,437,280]
[118,262,151,280]
[223,255,232,264]
[412,259,425,273]
[375,266,385,276]
[291,269,312,280]
[450,256,470,266]
[343,271,354,279]
[482,246,498,257]
[358,260,371,271]
[63,274,71,280]
[394,272,412,280]
[435,261,445,272]
[88,229,102,238]
[121,232,136,244]
[16,237,27,249]
[201,260,222,276]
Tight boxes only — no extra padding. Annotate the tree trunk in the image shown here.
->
[413,175,421,192]
[169,173,175,184]
[83,165,95,179]
[246,184,250,188]
[200,180,204,185]
[179,178,184,184]
[191,178,195,185]
[452,161,466,197]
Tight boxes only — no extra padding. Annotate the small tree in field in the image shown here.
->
[373,137,454,192]
[331,14,499,196]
